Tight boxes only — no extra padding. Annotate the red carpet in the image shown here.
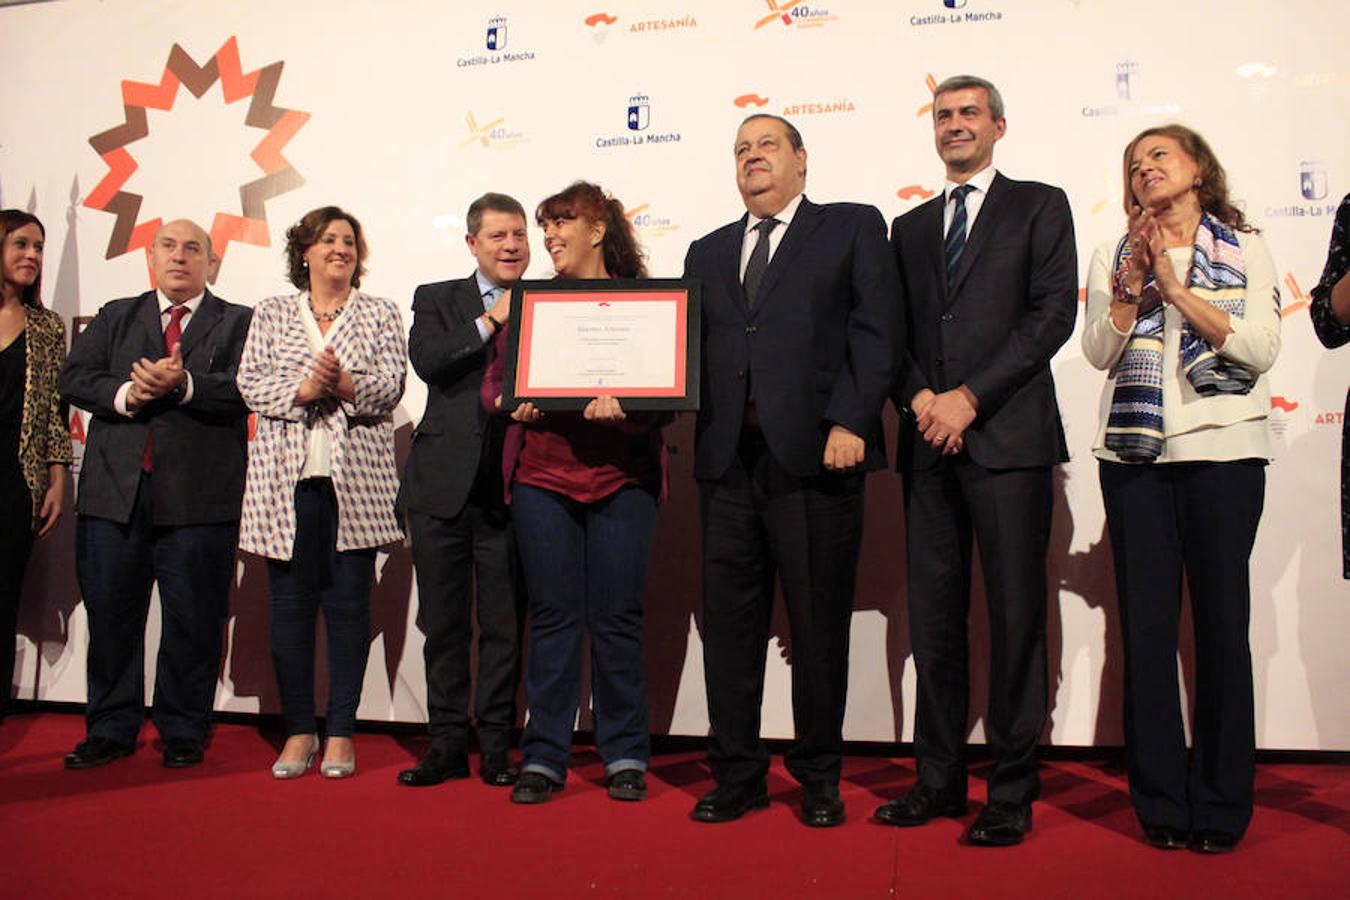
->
[1,713,1345,898]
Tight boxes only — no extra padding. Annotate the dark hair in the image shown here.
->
[933,75,1005,121]
[0,209,45,308]
[285,206,368,290]
[738,114,804,152]
[535,181,647,278]
[467,192,527,236]
[1121,124,1255,232]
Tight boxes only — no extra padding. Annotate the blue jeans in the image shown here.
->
[512,483,656,782]
[266,479,374,738]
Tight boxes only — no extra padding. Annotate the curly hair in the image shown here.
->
[536,181,647,279]
[285,206,368,290]
[1122,124,1255,233]
[0,209,45,307]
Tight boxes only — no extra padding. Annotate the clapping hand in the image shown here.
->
[127,344,184,410]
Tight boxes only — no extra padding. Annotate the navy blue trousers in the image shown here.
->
[267,479,374,738]
[76,473,236,744]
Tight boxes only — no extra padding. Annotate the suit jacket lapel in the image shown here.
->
[915,197,946,302]
[178,290,222,362]
[453,274,486,325]
[948,172,1010,300]
[752,197,824,316]
[136,291,165,355]
[719,216,748,317]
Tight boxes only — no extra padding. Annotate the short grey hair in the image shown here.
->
[933,75,1005,121]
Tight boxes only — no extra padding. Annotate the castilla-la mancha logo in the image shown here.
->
[595,92,681,149]
[487,15,508,50]
[83,37,309,274]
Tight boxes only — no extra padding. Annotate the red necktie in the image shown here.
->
[142,305,190,472]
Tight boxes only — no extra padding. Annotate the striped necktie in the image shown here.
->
[944,184,975,285]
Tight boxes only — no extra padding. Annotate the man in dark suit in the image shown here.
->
[59,219,251,769]
[395,193,527,788]
[874,76,1077,845]
[684,115,900,827]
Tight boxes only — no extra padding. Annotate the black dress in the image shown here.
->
[1,332,34,713]
[1310,194,1350,578]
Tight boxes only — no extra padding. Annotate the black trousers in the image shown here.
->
[408,501,519,757]
[904,457,1052,806]
[76,473,236,745]
[0,473,33,716]
[700,427,864,789]
[1100,459,1263,837]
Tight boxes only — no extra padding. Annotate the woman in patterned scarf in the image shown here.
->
[1081,125,1280,855]
[237,207,406,779]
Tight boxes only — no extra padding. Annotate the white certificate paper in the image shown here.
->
[516,290,687,396]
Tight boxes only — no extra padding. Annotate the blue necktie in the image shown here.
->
[944,184,974,285]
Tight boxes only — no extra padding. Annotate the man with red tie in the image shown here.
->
[60,219,252,769]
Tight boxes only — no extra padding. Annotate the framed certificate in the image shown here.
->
[502,278,701,411]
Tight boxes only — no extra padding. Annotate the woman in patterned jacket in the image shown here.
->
[0,210,72,721]
[237,206,405,779]
[1082,126,1280,854]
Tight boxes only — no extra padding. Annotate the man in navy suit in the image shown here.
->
[874,75,1077,845]
[60,219,251,769]
[396,193,527,788]
[684,114,900,827]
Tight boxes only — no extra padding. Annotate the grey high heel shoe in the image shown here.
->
[320,738,356,779]
[271,734,319,779]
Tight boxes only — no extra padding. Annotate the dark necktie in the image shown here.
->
[944,184,975,285]
[742,217,780,309]
[142,304,189,472]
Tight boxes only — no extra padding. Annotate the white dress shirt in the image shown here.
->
[942,165,998,236]
[739,192,805,280]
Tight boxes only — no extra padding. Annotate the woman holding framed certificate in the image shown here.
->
[482,181,669,805]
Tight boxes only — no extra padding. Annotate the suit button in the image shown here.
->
[737,369,745,379]
[941,313,954,322]
[935,357,944,367]
[745,326,757,335]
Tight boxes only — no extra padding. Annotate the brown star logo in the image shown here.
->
[84,37,309,272]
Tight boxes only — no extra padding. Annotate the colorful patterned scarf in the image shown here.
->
[1104,213,1253,461]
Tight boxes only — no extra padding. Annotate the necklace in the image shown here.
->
[309,299,345,322]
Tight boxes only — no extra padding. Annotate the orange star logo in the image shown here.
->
[83,37,309,274]
[1282,273,1307,317]
[916,73,938,117]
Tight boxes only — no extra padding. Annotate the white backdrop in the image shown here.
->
[3,0,1347,749]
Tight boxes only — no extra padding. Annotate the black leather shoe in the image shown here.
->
[607,769,648,801]
[64,737,134,770]
[874,784,968,827]
[1144,826,1189,850]
[398,748,470,786]
[1190,830,1240,854]
[479,756,520,787]
[510,771,561,804]
[801,783,845,827]
[162,738,204,768]
[691,782,770,823]
[966,802,1033,846]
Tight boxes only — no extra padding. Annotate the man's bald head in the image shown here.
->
[149,219,216,301]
